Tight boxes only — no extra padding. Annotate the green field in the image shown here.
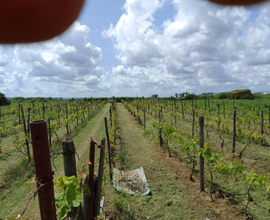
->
[1,94,270,219]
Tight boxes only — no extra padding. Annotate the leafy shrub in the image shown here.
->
[217,93,229,99]
[0,93,11,106]
[218,92,255,100]
[183,93,196,100]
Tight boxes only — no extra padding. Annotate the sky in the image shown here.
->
[1,0,270,98]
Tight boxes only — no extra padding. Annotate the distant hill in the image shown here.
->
[228,89,252,96]
[218,89,254,99]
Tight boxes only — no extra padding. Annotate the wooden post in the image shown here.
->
[180,99,184,118]
[76,104,79,127]
[261,110,264,134]
[159,111,163,148]
[18,102,21,125]
[94,138,106,218]
[109,107,112,127]
[261,110,264,145]
[27,107,31,140]
[104,117,113,180]
[269,106,270,133]
[87,101,90,116]
[232,106,236,153]
[65,103,69,135]
[144,108,146,129]
[192,109,195,138]
[88,139,96,220]
[62,139,77,219]
[21,104,31,163]
[58,103,61,124]
[223,100,225,118]
[87,137,102,220]
[30,120,57,220]
[83,177,89,219]
[199,116,204,192]
[62,139,77,177]
[208,97,211,114]
[42,101,45,120]
[48,119,52,147]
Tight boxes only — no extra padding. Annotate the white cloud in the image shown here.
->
[2,0,270,97]
[0,22,110,97]
[14,22,103,82]
[106,0,270,95]
[105,0,164,66]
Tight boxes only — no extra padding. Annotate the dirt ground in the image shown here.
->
[103,103,245,220]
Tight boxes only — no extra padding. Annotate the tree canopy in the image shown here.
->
[0,93,11,106]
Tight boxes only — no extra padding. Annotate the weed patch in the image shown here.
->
[113,191,137,220]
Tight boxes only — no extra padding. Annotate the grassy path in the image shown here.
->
[0,103,110,219]
[103,103,243,220]
[126,101,270,219]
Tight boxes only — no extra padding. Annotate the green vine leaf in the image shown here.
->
[81,184,91,196]
[54,176,86,220]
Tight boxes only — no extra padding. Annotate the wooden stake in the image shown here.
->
[261,110,264,146]
[21,104,31,163]
[192,109,195,138]
[94,138,106,218]
[199,116,204,192]
[62,139,78,219]
[104,117,113,180]
[232,106,236,153]
[30,120,57,220]
[62,139,77,177]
